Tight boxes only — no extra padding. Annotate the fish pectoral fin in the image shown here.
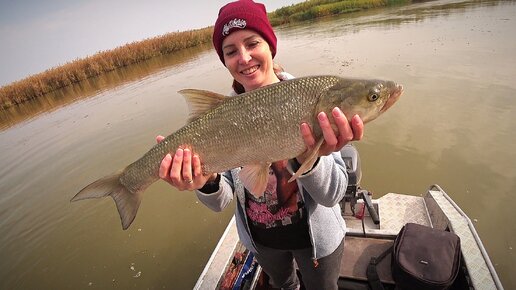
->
[288,138,325,183]
[178,89,227,122]
[71,172,142,230]
[240,163,271,198]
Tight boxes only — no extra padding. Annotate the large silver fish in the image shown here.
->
[71,75,403,229]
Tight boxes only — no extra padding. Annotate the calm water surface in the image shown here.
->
[1,0,514,288]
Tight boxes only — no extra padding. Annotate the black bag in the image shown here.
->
[367,223,461,290]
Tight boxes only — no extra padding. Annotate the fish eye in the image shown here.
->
[368,93,379,102]
[368,84,382,102]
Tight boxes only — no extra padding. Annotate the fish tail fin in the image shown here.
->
[71,172,142,230]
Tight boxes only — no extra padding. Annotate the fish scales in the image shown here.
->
[72,75,403,229]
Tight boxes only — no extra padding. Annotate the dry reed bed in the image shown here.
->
[0,27,212,109]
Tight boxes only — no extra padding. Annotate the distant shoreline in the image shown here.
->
[0,0,406,110]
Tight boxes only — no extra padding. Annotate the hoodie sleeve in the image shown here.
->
[195,171,235,212]
[289,152,348,207]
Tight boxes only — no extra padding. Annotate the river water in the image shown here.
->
[0,0,514,288]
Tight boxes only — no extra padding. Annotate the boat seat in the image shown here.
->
[340,236,395,284]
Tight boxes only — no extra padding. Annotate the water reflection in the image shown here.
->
[0,43,212,131]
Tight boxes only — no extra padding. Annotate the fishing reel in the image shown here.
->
[340,144,380,224]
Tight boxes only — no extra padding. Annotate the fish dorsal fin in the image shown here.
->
[178,89,227,122]
[240,163,271,198]
[288,138,325,183]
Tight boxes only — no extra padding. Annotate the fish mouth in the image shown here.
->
[381,84,403,113]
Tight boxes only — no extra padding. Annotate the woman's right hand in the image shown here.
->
[156,135,218,191]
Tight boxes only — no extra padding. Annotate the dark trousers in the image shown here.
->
[254,238,345,290]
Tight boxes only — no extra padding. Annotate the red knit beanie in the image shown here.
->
[213,0,277,64]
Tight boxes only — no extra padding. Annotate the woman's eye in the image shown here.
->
[247,41,259,49]
[225,50,236,56]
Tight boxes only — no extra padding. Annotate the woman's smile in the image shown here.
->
[241,65,260,75]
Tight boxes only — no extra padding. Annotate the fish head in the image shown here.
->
[320,77,403,124]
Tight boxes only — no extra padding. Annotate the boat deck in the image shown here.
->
[341,188,501,289]
[344,192,431,237]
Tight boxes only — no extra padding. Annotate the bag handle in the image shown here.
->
[366,245,393,290]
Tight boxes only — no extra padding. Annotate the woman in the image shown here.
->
[157,1,364,289]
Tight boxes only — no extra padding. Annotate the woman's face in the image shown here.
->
[222,29,279,92]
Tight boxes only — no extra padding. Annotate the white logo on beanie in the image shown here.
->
[222,18,247,36]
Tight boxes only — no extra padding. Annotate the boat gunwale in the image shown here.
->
[427,184,504,289]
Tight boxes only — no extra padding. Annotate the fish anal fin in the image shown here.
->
[71,172,142,230]
[178,89,227,122]
[288,138,325,183]
[240,163,271,198]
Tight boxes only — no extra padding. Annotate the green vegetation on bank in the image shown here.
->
[268,0,405,25]
[0,0,406,110]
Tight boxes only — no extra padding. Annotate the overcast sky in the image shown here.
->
[0,0,302,86]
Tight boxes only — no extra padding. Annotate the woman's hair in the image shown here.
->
[232,62,284,94]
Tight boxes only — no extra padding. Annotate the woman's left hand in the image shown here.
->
[156,135,217,191]
[296,107,364,164]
